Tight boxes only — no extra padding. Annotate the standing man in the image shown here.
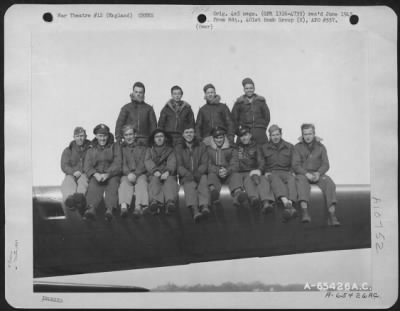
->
[176,126,210,222]
[158,85,195,146]
[83,124,122,221]
[292,123,340,226]
[196,83,235,146]
[207,126,246,208]
[232,78,270,145]
[118,125,148,218]
[144,128,178,215]
[60,126,91,214]
[235,125,275,212]
[115,81,157,146]
[259,124,297,219]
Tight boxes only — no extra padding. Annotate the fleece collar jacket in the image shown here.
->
[121,142,147,176]
[232,94,271,131]
[259,139,294,173]
[144,144,177,176]
[175,139,209,183]
[292,138,330,175]
[158,99,195,135]
[235,139,262,172]
[83,135,122,178]
[195,95,235,140]
[115,100,157,141]
[207,138,239,176]
[60,140,91,175]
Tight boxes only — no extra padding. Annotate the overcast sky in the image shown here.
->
[31,27,370,186]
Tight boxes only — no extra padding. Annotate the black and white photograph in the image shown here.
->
[4,4,398,308]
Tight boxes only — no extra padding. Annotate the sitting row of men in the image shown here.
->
[61,122,340,226]
[115,78,270,147]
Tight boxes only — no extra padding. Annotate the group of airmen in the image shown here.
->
[61,78,340,226]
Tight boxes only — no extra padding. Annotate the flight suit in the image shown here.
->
[292,139,337,207]
[84,136,122,213]
[118,142,148,210]
[235,140,274,202]
[232,94,270,145]
[207,138,241,197]
[195,95,235,146]
[144,144,178,206]
[60,140,91,202]
[259,139,297,202]
[176,139,209,215]
[115,99,157,146]
[158,100,195,147]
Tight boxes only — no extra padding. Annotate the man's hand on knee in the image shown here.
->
[127,172,137,183]
[305,172,314,182]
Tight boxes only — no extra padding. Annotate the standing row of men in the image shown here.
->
[114,78,270,147]
[61,117,340,226]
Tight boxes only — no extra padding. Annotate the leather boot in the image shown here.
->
[74,193,87,216]
[282,208,292,221]
[301,207,311,223]
[165,200,175,216]
[132,206,142,218]
[328,205,341,227]
[290,205,298,218]
[83,205,96,220]
[191,205,202,223]
[65,194,76,210]
[210,188,220,204]
[261,200,274,214]
[120,204,129,218]
[200,205,210,218]
[233,189,247,207]
[149,201,159,215]
[105,207,113,221]
[249,197,260,210]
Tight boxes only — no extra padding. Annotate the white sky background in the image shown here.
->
[32,28,369,185]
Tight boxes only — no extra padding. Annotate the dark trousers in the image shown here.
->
[296,174,337,207]
[208,172,243,195]
[61,174,88,202]
[182,175,209,208]
[86,176,120,210]
[148,175,178,204]
[269,171,297,202]
[235,172,274,201]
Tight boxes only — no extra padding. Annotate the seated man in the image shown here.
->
[259,124,297,220]
[292,123,340,226]
[176,126,210,222]
[235,125,274,212]
[207,126,245,207]
[60,126,91,214]
[144,128,178,215]
[83,124,122,221]
[118,125,148,218]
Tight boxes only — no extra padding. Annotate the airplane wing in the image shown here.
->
[33,184,371,279]
[33,280,149,292]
